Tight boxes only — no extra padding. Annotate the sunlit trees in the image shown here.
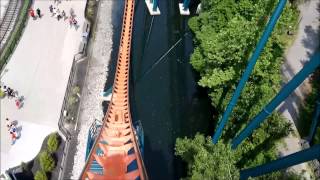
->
[176,0,299,178]
[175,134,239,179]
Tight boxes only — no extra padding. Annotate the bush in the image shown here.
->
[314,128,320,144]
[47,133,59,153]
[72,86,80,95]
[67,86,80,107]
[0,89,5,98]
[39,151,55,172]
[34,170,47,180]
[21,161,28,172]
[85,0,98,23]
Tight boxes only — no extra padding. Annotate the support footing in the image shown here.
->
[179,3,190,15]
[145,0,161,15]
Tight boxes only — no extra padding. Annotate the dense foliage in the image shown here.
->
[34,170,48,180]
[176,0,300,179]
[39,151,56,172]
[298,70,319,140]
[47,133,59,153]
[176,134,239,179]
[314,128,320,144]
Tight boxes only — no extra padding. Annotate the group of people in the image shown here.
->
[0,85,23,109]
[6,118,20,145]
[49,5,67,21]
[29,0,79,29]
[29,8,42,20]
[49,3,78,28]
[0,85,17,98]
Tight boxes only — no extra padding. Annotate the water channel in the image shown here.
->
[128,0,213,179]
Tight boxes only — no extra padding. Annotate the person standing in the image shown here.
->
[61,10,67,20]
[69,8,74,18]
[15,98,21,109]
[52,7,57,17]
[6,118,12,130]
[36,8,41,18]
[56,9,61,20]
[69,16,73,27]
[3,86,8,94]
[49,5,53,15]
[72,18,77,26]
[11,132,17,145]
[29,8,36,20]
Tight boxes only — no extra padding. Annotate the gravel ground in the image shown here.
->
[67,0,124,178]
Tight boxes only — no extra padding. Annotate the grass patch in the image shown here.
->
[0,0,31,71]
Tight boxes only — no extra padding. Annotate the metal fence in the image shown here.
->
[57,55,81,180]
[57,17,91,179]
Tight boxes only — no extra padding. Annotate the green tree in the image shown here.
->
[34,170,48,180]
[176,0,299,178]
[314,128,320,144]
[47,133,59,153]
[0,89,5,98]
[175,134,240,179]
[39,151,55,172]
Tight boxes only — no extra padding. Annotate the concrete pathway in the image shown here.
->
[0,0,85,173]
[278,0,320,178]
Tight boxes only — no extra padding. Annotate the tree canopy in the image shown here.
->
[175,134,240,180]
[176,0,300,179]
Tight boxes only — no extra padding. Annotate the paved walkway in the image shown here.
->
[0,0,85,173]
[278,0,319,178]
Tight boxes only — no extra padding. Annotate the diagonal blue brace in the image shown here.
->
[308,96,320,144]
[240,144,320,179]
[232,52,320,149]
[152,0,159,12]
[212,0,287,144]
[183,0,190,10]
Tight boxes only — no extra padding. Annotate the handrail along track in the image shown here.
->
[81,0,147,179]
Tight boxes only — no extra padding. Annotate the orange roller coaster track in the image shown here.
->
[81,0,147,179]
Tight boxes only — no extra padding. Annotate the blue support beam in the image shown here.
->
[232,52,320,149]
[212,0,288,144]
[308,96,320,144]
[240,144,320,180]
[183,0,190,10]
[152,0,159,12]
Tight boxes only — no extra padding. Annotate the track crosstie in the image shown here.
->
[0,0,21,49]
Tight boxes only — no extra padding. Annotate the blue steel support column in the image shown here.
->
[152,0,158,12]
[308,96,320,144]
[240,144,320,180]
[211,0,287,144]
[232,52,320,149]
[183,0,190,10]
